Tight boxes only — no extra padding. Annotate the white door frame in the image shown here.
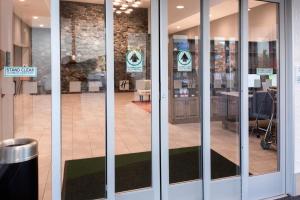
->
[51,0,61,200]
[247,0,287,199]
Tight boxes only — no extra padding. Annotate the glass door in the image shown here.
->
[247,0,285,199]
[59,0,161,200]
[113,0,160,200]
[163,0,203,199]
[54,0,287,199]
[59,1,107,199]
[209,0,241,199]
[160,0,286,200]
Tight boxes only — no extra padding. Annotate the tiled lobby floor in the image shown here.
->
[14,93,278,200]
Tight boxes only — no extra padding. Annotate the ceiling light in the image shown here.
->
[113,0,139,14]
[209,14,212,18]
[33,16,39,19]
[39,24,44,27]
[176,5,184,9]
[176,26,181,29]
[19,0,25,2]
[116,10,122,14]
[248,8,251,11]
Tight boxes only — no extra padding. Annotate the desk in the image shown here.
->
[217,91,253,131]
[218,91,253,98]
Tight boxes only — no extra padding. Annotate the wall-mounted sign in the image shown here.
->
[126,50,143,73]
[4,66,37,78]
[177,50,192,72]
[119,80,129,91]
[256,68,273,75]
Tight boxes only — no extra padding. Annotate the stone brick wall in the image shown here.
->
[60,1,149,92]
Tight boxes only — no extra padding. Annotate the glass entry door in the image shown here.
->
[247,0,285,199]
[55,0,287,199]
[58,0,161,200]
[159,0,286,200]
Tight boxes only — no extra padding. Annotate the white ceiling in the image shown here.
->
[62,0,151,8]
[168,0,266,33]
[13,0,266,32]
[13,0,51,28]
[13,0,150,28]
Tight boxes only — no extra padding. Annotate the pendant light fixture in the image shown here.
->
[113,0,142,14]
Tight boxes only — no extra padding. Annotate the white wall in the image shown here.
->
[210,3,277,41]
[293,0,300,175]
[175,3,278,42]
[0,0,14,140]
[292,0,300,196]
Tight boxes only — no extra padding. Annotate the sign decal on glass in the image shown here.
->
[177,50,192,72]
[256,68,273,75]
[126,50,143,73]
[4,66,37,77]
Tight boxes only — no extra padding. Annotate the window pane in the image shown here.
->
[114,0,152,192]
[210,0,240,179]
[0,0,52,199]
[248,0,279,175]
[168,0,202,186]
[60,1,107,199]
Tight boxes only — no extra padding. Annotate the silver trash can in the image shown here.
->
[0,138,38,200]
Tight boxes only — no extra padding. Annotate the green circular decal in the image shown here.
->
[177,50,192,66]
[126,50,143,66]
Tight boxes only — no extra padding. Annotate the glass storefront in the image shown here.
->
[0,0,294,200]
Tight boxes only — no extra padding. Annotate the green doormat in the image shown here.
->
[62,146,240,200]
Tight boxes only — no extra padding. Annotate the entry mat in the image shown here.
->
[62,146,239,200]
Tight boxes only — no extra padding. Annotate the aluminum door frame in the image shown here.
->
[99,0,162,199]
[51,0,61,199]
[159,0,206,199]
[50,0,161,200]
[159,0,289,200]
[159,0,241,199]
[247,0,287,199]
[50,0,291,199]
